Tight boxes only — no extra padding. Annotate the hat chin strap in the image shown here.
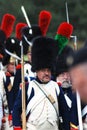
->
[5,49,21,61]
[23,35,32,46]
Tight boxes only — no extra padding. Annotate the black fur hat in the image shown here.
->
[55,45,74,76]
[0,30,6,61]
[22,25,42,40]
[4,37,20,53]
[21,25,42,54]
[84,39,87,48]
[31,36,58,72]
[71,47,87,68]
[2,37,21,65]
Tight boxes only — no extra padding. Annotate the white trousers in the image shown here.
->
[26,121,59,130]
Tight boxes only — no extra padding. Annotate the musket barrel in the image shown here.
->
[21,42,26,130]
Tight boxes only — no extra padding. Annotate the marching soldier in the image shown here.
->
[55,45,78,129]
[12,23,43,100]
[0,13,16,130]
[3,56,16,130]
[70,47,87,129]
[12,36,71,130]
[12,8,52,98]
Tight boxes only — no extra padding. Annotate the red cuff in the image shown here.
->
[70,122,78,130]
[14,127,22,130]
[8,114,12,121]
[71,128,78,130]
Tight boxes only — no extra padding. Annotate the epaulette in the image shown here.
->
[16,64,21,70]
[57,82,62,87]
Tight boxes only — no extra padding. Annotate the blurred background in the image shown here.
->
[0,0,87,47]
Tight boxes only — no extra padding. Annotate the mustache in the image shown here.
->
[43,75,50,78]
[62,80,72,88]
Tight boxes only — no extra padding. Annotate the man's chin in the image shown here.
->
[81,96,87,104]
[42,78,50,84]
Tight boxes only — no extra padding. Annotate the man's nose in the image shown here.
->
[44,70,49,75]
[64,74,68,80]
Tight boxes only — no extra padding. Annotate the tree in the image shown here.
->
[0,0,87,41]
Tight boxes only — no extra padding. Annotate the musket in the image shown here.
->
[70,35,78,50]
[65,2,83,130]
[20,6,32,130]
[65,2,69,24]
[21,6,32,47]
[72,36,83,130]
[76,91,83,130]
[20,41,26,130]
[65,2,78,50]
[6,42,26,130]
[21,6,32,35]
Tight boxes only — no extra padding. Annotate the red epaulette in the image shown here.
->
[5,72,11,77]
[16,64,21,70]
[57,82,62,87]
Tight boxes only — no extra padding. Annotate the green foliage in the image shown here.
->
[0,0,87,42]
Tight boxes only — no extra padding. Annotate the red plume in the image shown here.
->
[1,14,16,38]
[39,10,52,36]
[57,22,73,39]
[15,23,27,40]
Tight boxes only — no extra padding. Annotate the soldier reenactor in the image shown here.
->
[70,47,87,129]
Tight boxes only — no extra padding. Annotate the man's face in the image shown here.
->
[36,68,51,83]
[56,72,71,83]
[7,63,15,73]
[70,64,87,103]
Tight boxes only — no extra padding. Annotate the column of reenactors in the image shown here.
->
[0,9,87,130]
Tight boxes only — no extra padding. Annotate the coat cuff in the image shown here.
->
[13,126,22,130]
[8,114,12,121]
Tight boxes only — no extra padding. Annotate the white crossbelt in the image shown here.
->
[26,80,59,118]
[82,105,87,117]
[32,80,59,118]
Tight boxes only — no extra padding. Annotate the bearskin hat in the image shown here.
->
[31,36,58,72]
[21,25,42,54]
[22,25,42,40]
[71,47,87,68]
[2,37,20,65]
[55,45,74,76]
[0,30,6,61]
